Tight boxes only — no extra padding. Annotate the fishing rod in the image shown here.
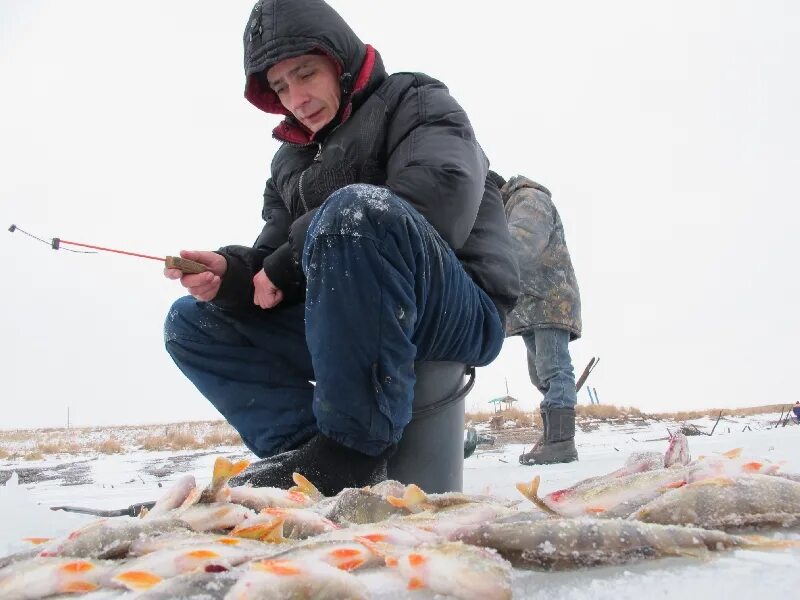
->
[8,224,207,274]
[50,501,156,518]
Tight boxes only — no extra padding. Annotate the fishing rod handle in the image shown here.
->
[165,256,209,274]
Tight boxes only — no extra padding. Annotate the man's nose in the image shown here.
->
[288,86,311,113]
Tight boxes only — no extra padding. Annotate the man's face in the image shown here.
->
[267,54,341,133]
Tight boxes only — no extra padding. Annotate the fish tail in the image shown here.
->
[290,472,323,501]
[231,518,286,543]
[387,484,427,511]
[516,476,559,516]
[211,457,250,487]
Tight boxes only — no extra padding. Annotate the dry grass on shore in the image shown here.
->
[649,404,788,421]
[0,404,789,459]
[466,402,789,429]
[0,420,243,460]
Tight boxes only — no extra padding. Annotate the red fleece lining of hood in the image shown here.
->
[245,45,377,145]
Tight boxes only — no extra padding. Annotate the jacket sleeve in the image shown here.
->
[385,79,487,250]
[507,187,556,297]
[260,208,317,306]
[212,179,290,311]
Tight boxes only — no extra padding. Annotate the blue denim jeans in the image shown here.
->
[165,185,504,458]
[522,328,577,409]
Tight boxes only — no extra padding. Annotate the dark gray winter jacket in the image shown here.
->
[213,0,519,317]
[502,176,581,339]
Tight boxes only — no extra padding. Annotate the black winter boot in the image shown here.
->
[519,407,578,465]
[229,434,393,497]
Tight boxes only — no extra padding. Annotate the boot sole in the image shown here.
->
[520,456,578,466]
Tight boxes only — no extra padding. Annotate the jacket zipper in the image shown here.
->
[287,121,343,214]
[298,142,322,213]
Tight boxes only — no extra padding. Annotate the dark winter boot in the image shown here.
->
[518,433,543,464]
[229,434,393,497]
[519,407,578,465]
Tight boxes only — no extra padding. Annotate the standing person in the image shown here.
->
[493,173,582,465]
[792,402,800,424]
[163,0,519,496]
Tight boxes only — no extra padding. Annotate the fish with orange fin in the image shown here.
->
[523,434,690,505]
[111,543,257,591]
[455,516,800,570]
[128,532,270,557]
[38,517,191,560]
[172,457,249,509]
[232,507,339,541]
[358,539,512,600]
[313,521,442,548]
[688,447,783,480]
[129,569,241,600]
[223,557,369,600]
[142,474,197,520]
[386,483,515,514]
[196,457,250,504]
[315,486,409,525]
[633,473,800,529]
[288,472,324,502]
[225,473,318,512]
[0,557,113,600]
[264,538,383,572]
[176,502,255,532]
[398,500,516,539]
[516,466,692,519]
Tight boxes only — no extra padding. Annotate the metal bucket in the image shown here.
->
[387,362,475,493]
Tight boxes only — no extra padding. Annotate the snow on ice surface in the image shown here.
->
[2,415,800,598]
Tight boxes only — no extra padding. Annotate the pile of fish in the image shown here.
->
[2,433,799,599]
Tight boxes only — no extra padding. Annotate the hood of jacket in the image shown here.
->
[501,175,552,207]
[242,0,385,144]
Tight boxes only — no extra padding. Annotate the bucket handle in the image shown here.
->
[411,365,475,419]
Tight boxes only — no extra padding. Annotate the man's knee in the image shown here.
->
[163,295,203,346]
[311,184,408,241]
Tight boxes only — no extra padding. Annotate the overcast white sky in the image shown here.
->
[1,0,799,429]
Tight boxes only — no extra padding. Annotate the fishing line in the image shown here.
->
[8,224,95,253]
[8,224,208,273]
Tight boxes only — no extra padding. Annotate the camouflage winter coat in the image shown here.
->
[502,176,581,339]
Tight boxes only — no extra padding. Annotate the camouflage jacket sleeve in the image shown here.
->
[506,187,556,297]
[502,176,582,339]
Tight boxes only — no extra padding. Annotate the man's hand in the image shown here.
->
[253,268,283,309]
[164,250,227,302]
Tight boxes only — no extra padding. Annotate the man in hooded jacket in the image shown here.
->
[163,0,519,496]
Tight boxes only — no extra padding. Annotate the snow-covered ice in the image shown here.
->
[2,413,799,598]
